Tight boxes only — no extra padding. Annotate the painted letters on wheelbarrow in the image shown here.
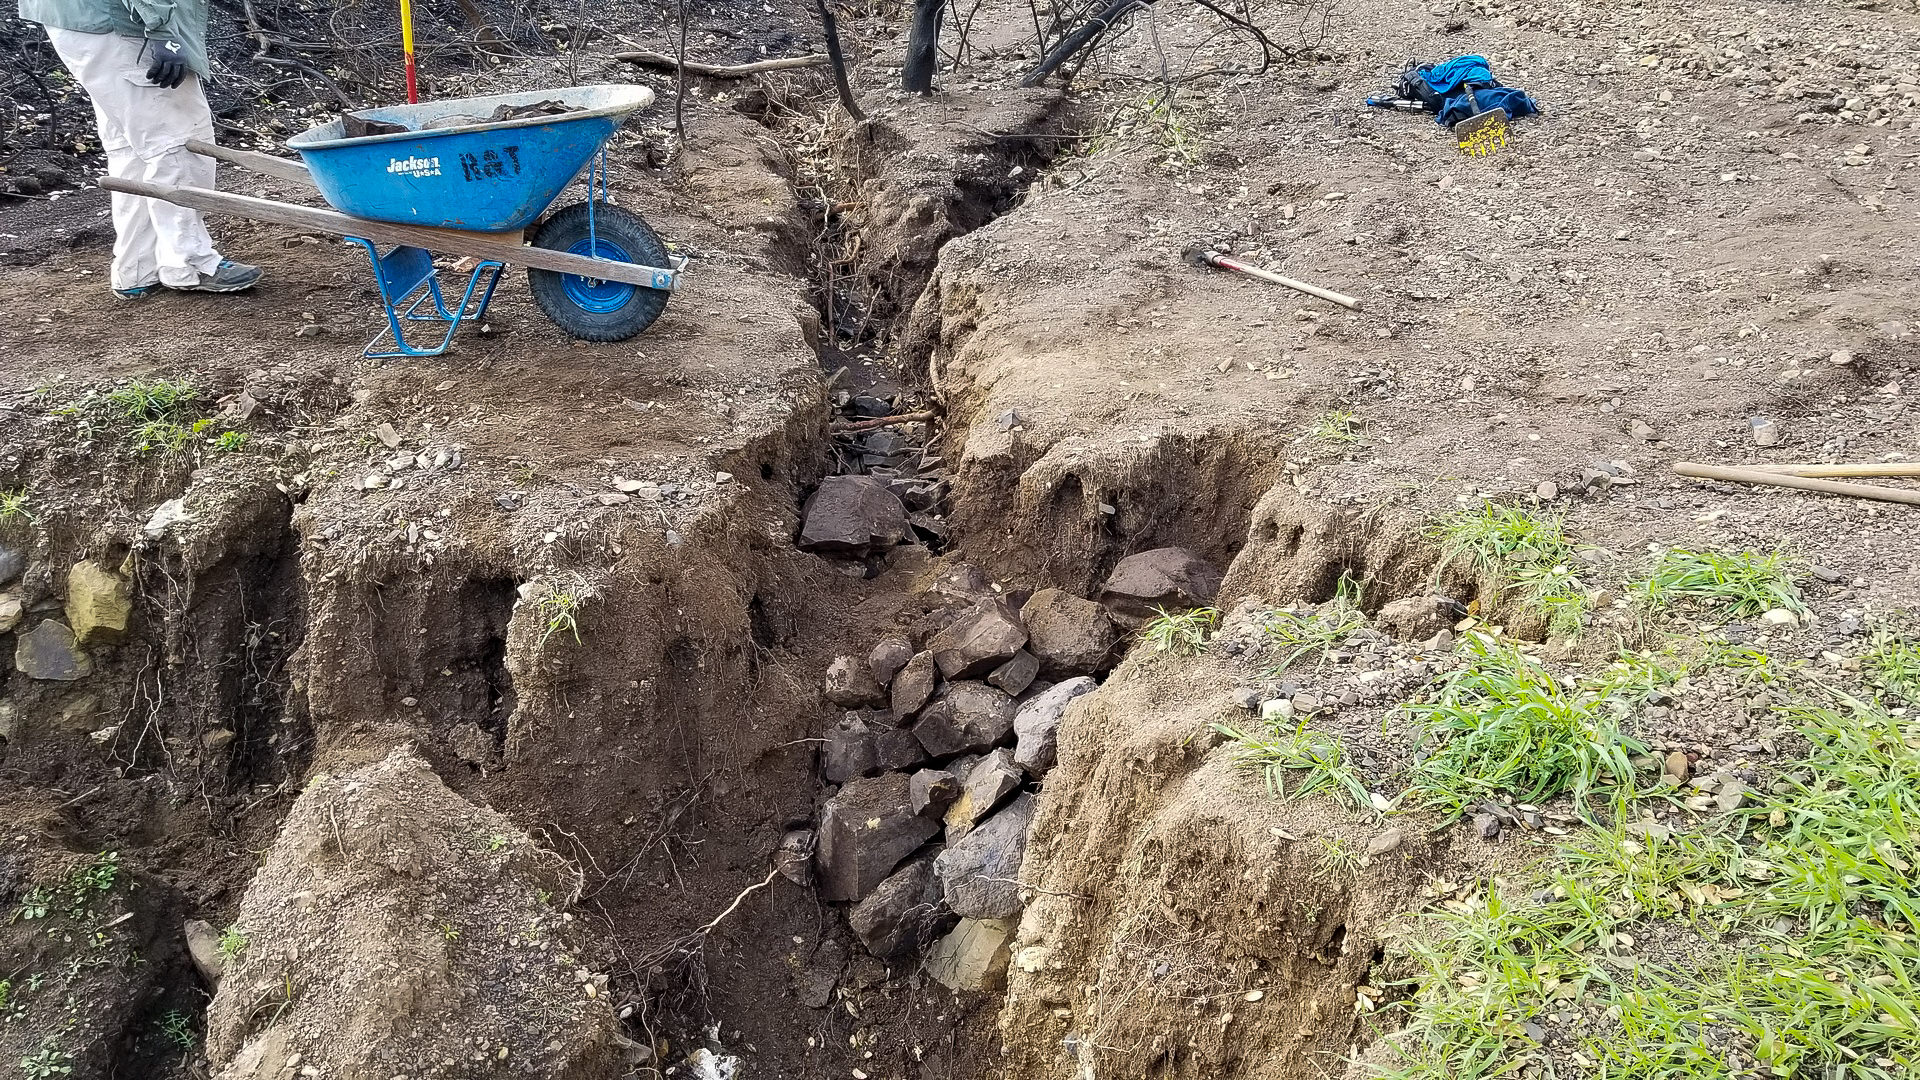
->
[458,146,522,183]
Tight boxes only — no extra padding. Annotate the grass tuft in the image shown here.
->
[1865,631,1920,703]
[1638,547,1802,616]
[1401,634,1644,814]
[1311,408,1366,445]
[1214,718,1371,809]
[0,488,31,526]
[1431,503,1592,637]
[1139,606,1218,656]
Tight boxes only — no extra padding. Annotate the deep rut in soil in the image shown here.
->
[0,84,1412,1080]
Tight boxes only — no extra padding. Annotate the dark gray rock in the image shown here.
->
[774,829,816,887]
[874,726,930,773]
[0,544,24,586]
[910,768,960,818]
[824,654,888,709]
[14,620,92,681]
[890,651,938,721]
[1020,588,1120,677]
[933,562,994,601]
[869,635,914,687]
[816,774,941,902]
[986,649,1039,696]
[847,858,952,960]
[948,748,1023,834]
[911,681,1017,758]
[824,714,878,784]
[934,793,1036,919]
[800,476,909,556]
[1013,676,1097,776]
[1098,547,1223,627]
[928,599,1029,680]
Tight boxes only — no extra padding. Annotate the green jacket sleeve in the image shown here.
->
[119,0,210,77]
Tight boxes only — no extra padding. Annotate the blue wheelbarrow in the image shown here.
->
[102,84,684,358]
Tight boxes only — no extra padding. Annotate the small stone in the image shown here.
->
[890,651,938,721]
[1808,564,1842,584]
[945,748,1023,833]
[1629,419,1656,443]
[1366,829,1404,857]
[1019,589,1120,677]
[773,829,815,887]
[873,726,930,773]
[14,621,92,681]
[1535,480,1559,501]
[66,560,132,646]
[0,593,22,634]
[924,917,1015,992]
[1716,779,1747,812]
[909,768,960,818]
[1750,417,1781,446]
[1664,750,1691,784]
[912,681,1018,757]
[1290,692,1321,715]
[1374,596,1451,642]
[823,714,877,784]
[934,793,1036,919]
[183,919,225,987]
[1829,349,1854,366]
[986,650,1040,696]
[1012,676,1097,776]
[928,600,1029,680]
[1473,812,1502,841]
[824,655,888,709]
[0,544,24,586]
[815,774,941,903]
[847,858,948,960]
[869,636,914,686]
[1230,687,1261,711]
[1759,608,1799,626]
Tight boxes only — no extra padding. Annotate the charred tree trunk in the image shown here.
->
[1021,0,1151,86]
[811,0,865,120]
[901,0,944,94]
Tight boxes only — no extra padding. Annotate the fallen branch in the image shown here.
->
[1673,462,1920,506]
[830,410,939,433]
[1022,0,1153,87]
[609,50,830,77]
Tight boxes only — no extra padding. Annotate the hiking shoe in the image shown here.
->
[113,282,162,300]
[172,260,263,294]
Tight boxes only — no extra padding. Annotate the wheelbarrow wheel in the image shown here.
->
[526,202,671,342]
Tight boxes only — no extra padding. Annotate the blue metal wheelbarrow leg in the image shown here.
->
[347,238,506,359]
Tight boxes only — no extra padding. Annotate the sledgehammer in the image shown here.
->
[1182,247,1363,311]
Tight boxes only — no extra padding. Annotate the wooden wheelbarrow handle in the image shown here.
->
[1673,462,1920,506]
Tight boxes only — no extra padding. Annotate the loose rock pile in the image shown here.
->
[792,547,1221,990]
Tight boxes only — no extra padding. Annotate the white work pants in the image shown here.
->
[44,26,224,290]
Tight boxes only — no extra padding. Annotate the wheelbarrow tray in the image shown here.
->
[285,84,654,232]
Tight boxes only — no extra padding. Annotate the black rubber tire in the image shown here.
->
[526,202,672,342]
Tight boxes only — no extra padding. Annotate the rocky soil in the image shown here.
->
[0,0,1916,1071]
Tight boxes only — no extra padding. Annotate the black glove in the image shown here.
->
[144,38,189,89]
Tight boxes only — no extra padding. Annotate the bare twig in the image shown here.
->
[829,409,939,433]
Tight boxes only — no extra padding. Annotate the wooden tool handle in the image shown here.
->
[1743,462,1920,479]
[1673,462,1920,506]
[1214,256,1363,311]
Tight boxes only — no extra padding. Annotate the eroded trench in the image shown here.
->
[0,87,1436,1080]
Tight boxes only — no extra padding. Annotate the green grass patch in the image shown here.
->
[1377,701,1920,1079]
[1432,503,1593,638]
[1139,606,1218,656]
[1214,718,1371,809]
[1638,548,1803,617]
[0,488,30,526]
[218,924,247,962]
[1312,408,1366,445]
[1402,635,1644,815]
[534,587,585,648]
[1865,631,1920,703]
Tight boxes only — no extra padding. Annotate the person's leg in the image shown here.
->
[132,75,224,286]
[43,28,161,291]
[104,146,162,291]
